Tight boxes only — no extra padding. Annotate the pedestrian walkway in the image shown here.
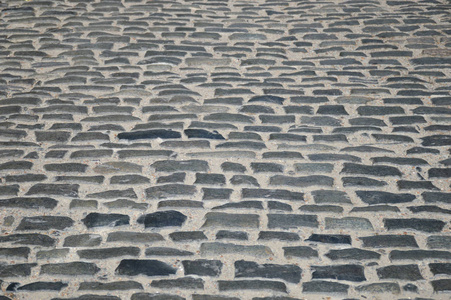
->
[0,0,450,299]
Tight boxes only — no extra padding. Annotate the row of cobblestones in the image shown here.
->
[0,0,450,299]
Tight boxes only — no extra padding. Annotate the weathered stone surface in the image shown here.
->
[312,190,352,204]
[203,188,232,200]
[107,232,164,243]
[427,236,451,249]
[145,247,194,257]
[268,214,318,228]
[423,192,451,204]
[312,264,366,282]
[170,231,207,242]
[431,279,451,293]
[103,199,148,210]
[116,260,177,276]
[0,263,36,277]
[195,173,226,185]
[52,295,120,300]
[0,161,32,170]
[37,249,70,260]
[242,188,304,201]
[186,58,231,66]
[217,230,248,240]
[235,260,301,283]
[218,280,286,293]
[213,201,262,210]
[0,197,57,209]
[26,184,79,197]
[356,191,415,205]
[79,281,143,291]
[5,174,47,182]
[151,277,204,289]
[200,243,273,257]
[377,264,423,280]
[82,213,130,228]
[326,248,381,260]
[355,283,400,294]
[87,188,137,199]
[341,163,402,177]
[202,213,259,228]
[118,130,181,140]
[131,294,185,300]
[193,296,238,300]
[259,231,298,241]
[306,234,351,245]
[16,281,67,291]
[145,184,196,199]
[77,247,140,259]
[384,218,446,233]
[360,235,419,248]
[283,247,319,258]
[151,160,209,172]
[110,175,150,185]
[0,247,30,259]
[270,175,334,187]
[44,163,88,172]
[35,131,71,142]
[138,211,187,228]
[302,281,349,294]
[325,217,373,230]
[0,234,55,247]
[429,263,451,275]
[0,185,19,196]
[94,162,143,174]
[40,262,100,276]
[183,260,223,277]
[17,216,74,231]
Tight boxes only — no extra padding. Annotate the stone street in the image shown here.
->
[0,0,450,299]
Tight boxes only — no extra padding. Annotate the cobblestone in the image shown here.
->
[0,0,450,298]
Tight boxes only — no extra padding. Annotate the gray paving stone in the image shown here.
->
[0,247,30,259]
[377,264,423,280]
[131,294,185,300]
[40,262,100,276]
[360,235,419,248]
[200,243,273,257]
[325,248,381,261]
[116,260,177,277]
[16,216,74,231]
[235,260,301,283]
[26,184,79,197]
[0,197,57,209]
[311,264,366,282]
[16,281,68,291]
[355,283,400,294]
[36,249,70,260]
[302,281,349,294]
[79,281,143,291]
[218,280,286,293]
[82,213,129,228]
[202,213,259,228]
[0,263,36,277]
[138,211,187,228]
[183,260,223,277]
[77,247,140,259]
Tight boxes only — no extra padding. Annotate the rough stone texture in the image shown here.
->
[0,0,450,298]
[116,260,177,277]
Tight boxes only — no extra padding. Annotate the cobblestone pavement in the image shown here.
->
[0,0,450,299]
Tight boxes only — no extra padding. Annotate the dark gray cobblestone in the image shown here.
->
[0,0,450,299]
